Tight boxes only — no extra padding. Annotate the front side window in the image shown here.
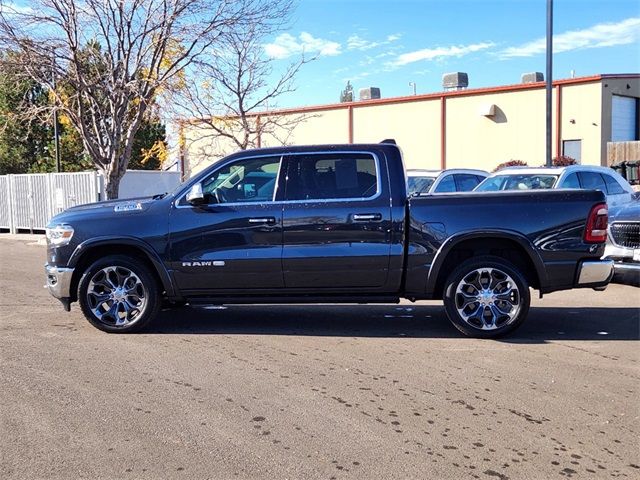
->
[433,174,456,193]
[199,156,281,204]
[285,154,378,201]
[559,172,580,189]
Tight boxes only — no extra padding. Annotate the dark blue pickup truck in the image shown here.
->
[44,142,613,338]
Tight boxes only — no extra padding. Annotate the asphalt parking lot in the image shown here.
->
[1,236,639,479]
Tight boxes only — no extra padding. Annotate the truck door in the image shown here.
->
[169,155,285,292]
[281,151,392,289]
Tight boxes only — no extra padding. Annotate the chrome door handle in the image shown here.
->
[248,217,276,224]
[352,213,382,222]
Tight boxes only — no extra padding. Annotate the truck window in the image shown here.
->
[200,156,281,204]
[285,154,378,201]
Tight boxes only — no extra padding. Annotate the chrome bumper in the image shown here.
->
[577,260,614,286]
[45,264,75,299]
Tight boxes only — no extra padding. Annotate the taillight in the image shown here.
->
[584,203,608,243]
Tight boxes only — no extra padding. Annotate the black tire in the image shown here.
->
[78,254,161,333]
[443,255,530,338]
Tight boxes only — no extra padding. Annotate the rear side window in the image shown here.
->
[560,172,580,189]
[433,175,456,193]
[455,174,483,192]
[285,154,378,201]
[602,174,625,194]
[578,172,606,193]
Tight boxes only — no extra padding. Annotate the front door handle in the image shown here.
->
[352,213,382,222]
[248,217,276,224]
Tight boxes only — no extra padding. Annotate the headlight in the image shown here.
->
[46,224,74,246]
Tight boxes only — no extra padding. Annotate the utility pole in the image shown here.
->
[546,0,553,167]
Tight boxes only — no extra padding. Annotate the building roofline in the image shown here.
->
[182,73,639,123]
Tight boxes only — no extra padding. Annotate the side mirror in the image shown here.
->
[186,183,205,205]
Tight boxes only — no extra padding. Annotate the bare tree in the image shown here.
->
[174,8,311,160]
[0,0,290,198]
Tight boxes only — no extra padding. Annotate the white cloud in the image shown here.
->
[391,42,495,66]
[347,33,401,51]
[500,17,640,58]
[264,32,341,59]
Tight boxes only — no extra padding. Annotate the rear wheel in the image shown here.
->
[78,255,161,333]
[443,256,530,338]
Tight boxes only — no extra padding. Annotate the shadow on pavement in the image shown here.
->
[147,304,640,342]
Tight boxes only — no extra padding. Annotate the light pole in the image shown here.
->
[546,0,553,167]
[52,71,61,173]
[409,81,416,96]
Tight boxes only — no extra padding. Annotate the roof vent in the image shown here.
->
[442,72,468,91]
[521,72,544,83]
[359,87,381,101]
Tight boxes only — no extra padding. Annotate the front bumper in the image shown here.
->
[45,264,75,299]
[576,259,614,287]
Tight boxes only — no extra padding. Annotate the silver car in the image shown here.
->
[407,169,488,195]
[474,165,635,207]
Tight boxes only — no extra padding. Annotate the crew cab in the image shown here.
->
[45,142,613,338]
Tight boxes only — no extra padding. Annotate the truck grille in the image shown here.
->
[610,222,640,248]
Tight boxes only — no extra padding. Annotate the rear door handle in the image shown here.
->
[352,213,382,222]
[248,217,276,224]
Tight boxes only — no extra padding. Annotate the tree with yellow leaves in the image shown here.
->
[0,0,290,198]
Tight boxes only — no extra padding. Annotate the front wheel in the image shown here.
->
[78,255,161,333]
[443,256,530,338]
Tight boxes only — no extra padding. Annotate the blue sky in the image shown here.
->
[265,0,640,108]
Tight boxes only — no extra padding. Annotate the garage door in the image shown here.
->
[611,95,638,142]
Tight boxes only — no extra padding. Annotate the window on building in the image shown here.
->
[562,140,582,163]
[612,95,639,142]
[285,154,378,201]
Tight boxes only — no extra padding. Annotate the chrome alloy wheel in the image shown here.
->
[454,267,521,331]
[86,266,148,327]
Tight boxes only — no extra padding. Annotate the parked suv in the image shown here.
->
[604,200,640,287]
[474,165,634,207]
[407,169,488,195]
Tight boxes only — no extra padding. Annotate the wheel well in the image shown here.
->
[433,237,540,298]
[69,244,165,302]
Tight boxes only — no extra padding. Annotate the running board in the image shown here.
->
[187,295,401,306]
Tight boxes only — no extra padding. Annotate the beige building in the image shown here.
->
[181,74,640,178]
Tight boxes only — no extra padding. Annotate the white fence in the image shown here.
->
[0,170,181,233]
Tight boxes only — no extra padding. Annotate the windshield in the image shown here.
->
[475,174,559,191]
[407,176,436,195]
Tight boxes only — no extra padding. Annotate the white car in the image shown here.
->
[407,169,488,195]
[474,165,635,207]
